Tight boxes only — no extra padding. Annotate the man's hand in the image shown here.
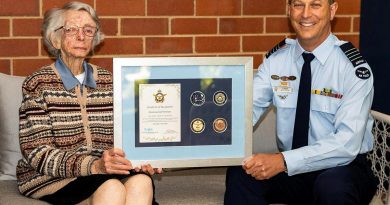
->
[243,153,286,180]
[134,164,163,176]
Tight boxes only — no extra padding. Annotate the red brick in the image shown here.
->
[0,0,39,16]
[0,19,9,36]
[243,35,286,52]
[253,54,264,69]
[183,54,216,57]
[0,59,10,74]
[43,0,94,14]
[336,0,360,15]
[220,18,263,34]
[195,36,240,53]
[0,39,38,57]
[148,0,194,16]
[353,17,360,32]
[220,53,263,69]
[146,37,193,54]
[96,0,144,16]
[95,38,143,55]
[196,0,241,16]
[287,34,297,39]
[13,58,55,76]
[13,19,43,36]
[337,34,360,48]
[266,17,294,33]
[172,18,217,34]
[122,18,168,35]
[87,57,113,72]
[243,0,286,15]
[331,17,351,32]
[100,18,118,36]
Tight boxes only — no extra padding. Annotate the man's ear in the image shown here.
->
[329,2,338,21]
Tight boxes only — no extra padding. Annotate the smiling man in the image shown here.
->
[224,0,378,204]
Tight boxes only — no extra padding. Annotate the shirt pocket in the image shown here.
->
[310,94,341,114]
[273,91,298,108]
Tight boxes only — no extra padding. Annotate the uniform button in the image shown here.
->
[323,106,328,111]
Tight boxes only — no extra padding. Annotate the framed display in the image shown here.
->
[113,57,253,168]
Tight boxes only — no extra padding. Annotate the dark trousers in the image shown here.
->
[224,154,378,205]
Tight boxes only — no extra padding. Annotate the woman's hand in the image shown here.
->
[92,148,133,175]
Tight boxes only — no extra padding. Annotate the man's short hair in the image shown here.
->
[288,0,335,4]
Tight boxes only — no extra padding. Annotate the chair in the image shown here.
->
[368,110,390,205]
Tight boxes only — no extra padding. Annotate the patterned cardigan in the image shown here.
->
[16,64,114,199]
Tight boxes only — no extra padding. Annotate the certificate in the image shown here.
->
[113,57,253,168]
[139,83,181,143]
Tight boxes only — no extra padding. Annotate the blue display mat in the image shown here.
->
[134,78,232,147]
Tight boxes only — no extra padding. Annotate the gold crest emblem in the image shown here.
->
[153,89,166,103]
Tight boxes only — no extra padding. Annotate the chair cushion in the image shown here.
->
[0,180,49,204]
[0,73,25,180]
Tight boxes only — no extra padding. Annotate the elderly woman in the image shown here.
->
[16,2,159,205]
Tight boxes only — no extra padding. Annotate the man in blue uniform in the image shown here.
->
[224,0,378,204]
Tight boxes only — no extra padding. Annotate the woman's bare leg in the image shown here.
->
[89,179,126,205]
[123,174,153,205]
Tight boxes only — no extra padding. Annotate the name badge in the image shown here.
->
[280,81,289,87]
[273,86,293,93]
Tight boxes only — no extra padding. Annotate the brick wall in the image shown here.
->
[0,0,361,76]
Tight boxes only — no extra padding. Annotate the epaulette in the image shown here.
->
[265,39,287,59]
[339,42,366,67]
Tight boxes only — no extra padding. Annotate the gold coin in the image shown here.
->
[191,118,205,133]
[213,91,227,106]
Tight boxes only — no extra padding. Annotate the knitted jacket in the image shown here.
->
[16,64,114,199]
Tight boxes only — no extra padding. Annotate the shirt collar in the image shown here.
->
[293,34,337,66]
[55,56,97,91]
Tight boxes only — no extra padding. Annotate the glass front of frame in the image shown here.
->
[113,57,253,168]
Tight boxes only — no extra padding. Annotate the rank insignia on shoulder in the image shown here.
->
[339,42,367,67]
[265,39,287,59]
[355,67,371,79]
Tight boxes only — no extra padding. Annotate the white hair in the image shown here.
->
[42,1,104,57]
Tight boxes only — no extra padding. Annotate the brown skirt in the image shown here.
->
[39,172,158,205]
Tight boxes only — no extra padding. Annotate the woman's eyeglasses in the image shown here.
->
[55,25,97,37]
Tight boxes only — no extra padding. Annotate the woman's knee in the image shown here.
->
[123,174,153,194]
[99,179,127,195]
[91,179,127,204]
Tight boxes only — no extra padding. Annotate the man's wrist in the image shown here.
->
[281,153,288,173]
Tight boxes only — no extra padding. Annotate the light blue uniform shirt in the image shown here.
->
[253,34,374,176]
